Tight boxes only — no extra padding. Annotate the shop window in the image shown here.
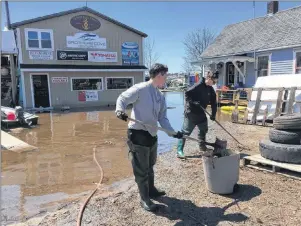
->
[296,52,301,74]
[106,77,133,90]
[257,55,269,77]
[72,78,103,91]
[25,29,53,50]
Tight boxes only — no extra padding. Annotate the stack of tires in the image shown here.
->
[259,113,301,164]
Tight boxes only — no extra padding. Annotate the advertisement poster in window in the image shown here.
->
[122,42,139,65]
[29,50,53,60]
[66,33,106,49]
[88,51,117,62]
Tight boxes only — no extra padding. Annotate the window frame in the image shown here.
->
[293,50,301,74]
[105,77,135,90]
[71,77,104,91]
[256,53,271,79]
[25,28,54,51]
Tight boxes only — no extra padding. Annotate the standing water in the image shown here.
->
[1,91,230,223]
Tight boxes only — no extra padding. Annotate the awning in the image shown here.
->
[191,55,255,67]
[1,31,18,55]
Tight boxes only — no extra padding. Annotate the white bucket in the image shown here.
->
[202,150,240,195]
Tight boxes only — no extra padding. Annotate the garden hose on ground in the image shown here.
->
[77,146,103,226]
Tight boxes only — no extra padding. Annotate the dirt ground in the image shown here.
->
[11,120,301,226]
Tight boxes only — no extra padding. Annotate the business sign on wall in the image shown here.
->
[88,51,118,63]
[78,91,98,101]
[70,15,101,31]
[57,50,88,61]
[121,42,139,65]
[29,50,53,60]
[66,33,106,49]
[51,77,68,83]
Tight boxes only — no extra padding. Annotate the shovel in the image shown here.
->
[127,117,227,154]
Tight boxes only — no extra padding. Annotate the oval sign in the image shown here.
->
[70,15,101,31]
[122,42,139,49]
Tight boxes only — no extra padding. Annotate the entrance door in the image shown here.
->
[226,63,235,86]
[32,74,50,108]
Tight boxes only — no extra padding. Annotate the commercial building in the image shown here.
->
[10,7,148,109]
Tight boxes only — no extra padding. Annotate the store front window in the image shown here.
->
[72,78,103,91]
[106,77,133,90]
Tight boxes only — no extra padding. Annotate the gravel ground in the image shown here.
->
[11,120,301,226]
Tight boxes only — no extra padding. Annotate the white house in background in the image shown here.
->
[192,1,301,89]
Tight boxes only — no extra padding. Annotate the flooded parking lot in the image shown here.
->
[1,91,231,223]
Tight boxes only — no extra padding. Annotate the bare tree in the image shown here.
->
[144,38,160,70]
[182,28,216,72]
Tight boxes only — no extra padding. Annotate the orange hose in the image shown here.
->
[76,146,104,226]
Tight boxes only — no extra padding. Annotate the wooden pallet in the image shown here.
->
[242,154,301,180]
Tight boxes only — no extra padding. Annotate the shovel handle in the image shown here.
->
[127,117,201,143]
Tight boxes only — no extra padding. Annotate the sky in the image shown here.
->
[2,1,301,73]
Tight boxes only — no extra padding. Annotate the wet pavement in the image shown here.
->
[1,91,231,223]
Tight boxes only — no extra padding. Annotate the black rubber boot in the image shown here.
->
[138,183,158,212]
[149,174,166,198]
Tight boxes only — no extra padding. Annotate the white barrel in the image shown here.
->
[202,150,240,194]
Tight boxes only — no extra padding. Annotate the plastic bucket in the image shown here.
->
[202,150,240,195]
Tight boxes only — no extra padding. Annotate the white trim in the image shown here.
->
[105,76,134,90]
[293,49,301,74]
[16,28,23,64]
[21,70,26,108]
[256,53,271,80]
[21,68,147,72]
[24,28,54,51]
[70,77,104,91]
[30,73,52,108]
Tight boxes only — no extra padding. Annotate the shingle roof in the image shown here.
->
[10,7,147,38]
[201,5,301,58]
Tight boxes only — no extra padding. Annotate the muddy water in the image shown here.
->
[1,91,232,223]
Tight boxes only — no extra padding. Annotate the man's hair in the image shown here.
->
[206,70,219,80]
[149,63,168,78]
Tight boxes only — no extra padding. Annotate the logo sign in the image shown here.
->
[121,42,139,65]
[29,50,53,60]
[88,51,118,62]
[66,33,106,49]
[70,15,101,31]
[51,77,68,83]
[57,50,88,61]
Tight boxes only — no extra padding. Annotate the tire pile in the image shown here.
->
[259,113,301,164]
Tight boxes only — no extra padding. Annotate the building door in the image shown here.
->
[226,63,235,86]
[32,74,50,108]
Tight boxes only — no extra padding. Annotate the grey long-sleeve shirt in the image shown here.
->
[115,81,175,137]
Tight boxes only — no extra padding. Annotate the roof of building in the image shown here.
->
[1,30,18,55]
[201,5,301,58]
[10,6,147,38]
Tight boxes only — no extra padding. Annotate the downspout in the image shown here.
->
[253,1,256,81]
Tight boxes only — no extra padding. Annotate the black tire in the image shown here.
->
[273,113,301,130]
[259,139,301,164]
[269,128,301,145]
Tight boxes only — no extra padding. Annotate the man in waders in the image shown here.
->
[176,71,218,159]
[115,63,183,212]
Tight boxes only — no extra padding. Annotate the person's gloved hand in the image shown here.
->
[116,111,128,121]
[210,115,216,121]
[172,131,184,139]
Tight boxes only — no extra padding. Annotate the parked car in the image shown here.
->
[1,106,39,128]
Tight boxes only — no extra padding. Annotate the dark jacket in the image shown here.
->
[184,77,217,124]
